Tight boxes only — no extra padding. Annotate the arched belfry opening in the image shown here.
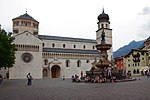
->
[51,65,61,78]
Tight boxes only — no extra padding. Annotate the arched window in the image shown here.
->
[44,59,48,65]
[52,43,55,47]
[63,44,65,48]
[77,60,81,67]
[83,45,86,49]
[133,69,136,74]
[92,46,95,50]
[101,24,104,28]
[137,69,139,74]
[74,45,76,48]
[106,24,108,28]
[66,60,70,67]
[42,43,45,47]
[98,24,100,29]
[86,59,89,63]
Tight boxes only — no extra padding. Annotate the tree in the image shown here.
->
[0,29,16,68]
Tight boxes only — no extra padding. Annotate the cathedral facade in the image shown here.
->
[8,9,112,79]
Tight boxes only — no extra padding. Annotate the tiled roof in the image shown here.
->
[43,48,99,55]
[38,35,96,43]
[146,36,150,41]
[13,13,38,22]
[124,49,147,58]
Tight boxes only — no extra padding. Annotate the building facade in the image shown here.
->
[124,37,150,76]
[124,49,148,76]
[144,37,150,67]
[114,56,125,72]
[8,10,113,79]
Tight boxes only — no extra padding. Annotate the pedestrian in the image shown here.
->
[26,73,33,85]
[107,68,112,82]
[147,71,150,78]
[0,74,3,84]
[63,76,65,81]
[71,75,75,82]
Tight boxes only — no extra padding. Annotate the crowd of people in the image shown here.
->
[84,75,108,83]
[71,74,115,83]
[71,68,115,83]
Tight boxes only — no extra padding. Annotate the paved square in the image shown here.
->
[0,77,150,100]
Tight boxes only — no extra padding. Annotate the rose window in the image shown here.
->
[21,53,33,63]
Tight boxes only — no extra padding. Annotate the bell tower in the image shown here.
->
[12,12,39,36]
[96,8,113,60]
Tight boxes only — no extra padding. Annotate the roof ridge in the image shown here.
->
[38,35,96,41]
[13,13,38,22]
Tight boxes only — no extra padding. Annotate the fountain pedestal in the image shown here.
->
[86,29,112,78]
[95,44,111,69]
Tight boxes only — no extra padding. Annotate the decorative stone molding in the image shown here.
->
[15,44,39,52]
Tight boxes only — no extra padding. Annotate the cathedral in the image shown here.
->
[8,9,113,79]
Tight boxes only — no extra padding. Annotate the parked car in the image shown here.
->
[0,74,3,84]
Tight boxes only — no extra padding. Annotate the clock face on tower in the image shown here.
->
[21,53,33,63]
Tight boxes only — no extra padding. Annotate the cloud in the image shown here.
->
[138,6,150,15]
[137,7,150,39]
[137,21,150,39]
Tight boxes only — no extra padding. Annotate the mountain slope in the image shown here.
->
[113,40,144,58]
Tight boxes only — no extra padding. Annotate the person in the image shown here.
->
[147,71,150,78]
[80,71,83,80]
[26,73,33,85]
[62,76,65,81]
[71,75,75,82]
[107,68,112,82]
[0,74,3,84]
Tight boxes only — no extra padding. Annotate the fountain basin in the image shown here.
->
[96,44,111,51]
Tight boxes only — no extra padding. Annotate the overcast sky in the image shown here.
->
[1,0,150,51]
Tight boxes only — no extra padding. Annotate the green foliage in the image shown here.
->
[0,29,16,68]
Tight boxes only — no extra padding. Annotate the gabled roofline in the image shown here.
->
[13,31,42,42]
[124,49,148,58]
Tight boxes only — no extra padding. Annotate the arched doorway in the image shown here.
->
[51,65,61,78]
[43,69,48,78]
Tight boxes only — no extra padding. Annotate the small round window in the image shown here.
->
[21,53,33,63]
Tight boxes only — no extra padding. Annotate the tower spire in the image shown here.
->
[26,8,28,14]
[102,7,105,13]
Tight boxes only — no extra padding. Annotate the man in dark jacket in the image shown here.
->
[26,73,32,85]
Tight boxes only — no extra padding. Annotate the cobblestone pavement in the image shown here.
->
[0,77,150,100]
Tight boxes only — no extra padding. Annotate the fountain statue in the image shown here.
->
[86,29,130,83]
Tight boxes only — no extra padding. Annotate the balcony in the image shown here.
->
[133,58,140,62]
[132,53,140,58]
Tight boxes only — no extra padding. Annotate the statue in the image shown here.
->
[92,58,97,66]
[91,58,98,71]
[101,29,106,44]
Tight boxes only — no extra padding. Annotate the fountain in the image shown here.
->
[86,29,133,82]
